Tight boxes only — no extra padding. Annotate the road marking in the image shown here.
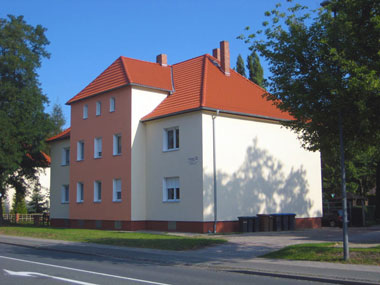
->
[4,269,97,285]
[0,255,171,285]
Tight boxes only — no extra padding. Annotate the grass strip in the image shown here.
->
[261,242,380,266]
[0,226,226,251]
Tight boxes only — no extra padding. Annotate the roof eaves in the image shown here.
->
[130,83,173,93]
[141,107,202,122]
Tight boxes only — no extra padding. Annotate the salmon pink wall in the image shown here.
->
[69,86,132,221]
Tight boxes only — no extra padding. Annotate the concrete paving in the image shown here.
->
[1,226,380,284]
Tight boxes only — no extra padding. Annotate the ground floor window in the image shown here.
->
[61,185,69,203]
[113,179,122,202]
[163,177,180,202]
[77,182,84,203]
[94,181,102,202]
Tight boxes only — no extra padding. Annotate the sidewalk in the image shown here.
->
[1,231,380,284]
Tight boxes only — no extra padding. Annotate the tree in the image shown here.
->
[235,54,246,77]
[0,15,51,225]
[28,186,47,214]
[240,0,380,259]
[246,51,265,88]
[49,103,66,138]
[11,193,28,214]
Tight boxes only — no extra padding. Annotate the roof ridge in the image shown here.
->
[172,54,206,66]
[200,55,207,106]
[120,55,172,67]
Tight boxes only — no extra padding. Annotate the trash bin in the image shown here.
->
[257,214,270,232]
[271,214,282,231]
[282,214,289,231]
[247,217,254,232]
[252,216,259,232]
[238,216,249,232]
[288,213,296,230]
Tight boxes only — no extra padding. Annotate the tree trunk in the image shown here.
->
[0,195,3,226]
[375,162,380,221]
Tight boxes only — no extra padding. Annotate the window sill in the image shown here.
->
[93,201,101,203]
[60,164,69,167]
[61,202,69,204]
[76,201,83,204]
[112,200,122,203]
[113,154,121,157]
[76,159,84,162]
[94,157,102,160]
[163,148,179,153]
[163,200,180,203]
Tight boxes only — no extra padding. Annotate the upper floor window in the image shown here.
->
[61,185,69,203]
[163,177,180,202]
[110,97,115,112]
[96,101,101,116]
[164,127,179,151]
[83,104,88,119]
[94,181,102,202]
[77,182,84,203]
[77,141,84,161]
[61,147,70,166]
[113,178,122,202]
[94,137,102,158]
[113,134,122,155]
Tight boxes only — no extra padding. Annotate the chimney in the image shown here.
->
[220,41,230,76]
[212,48,221,62]
[156,54,167,66]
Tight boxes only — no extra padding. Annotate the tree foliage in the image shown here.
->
[49,103,66,138]
[28,186,48,213]
[235,54,246,77]
[240,0,380,212]
[0,15,51,224]
[11,193,28,214]
[247,51,265,88]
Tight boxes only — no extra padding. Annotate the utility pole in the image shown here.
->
[321,0,349,260]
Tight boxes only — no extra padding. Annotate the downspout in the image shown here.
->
[212,110,220,233]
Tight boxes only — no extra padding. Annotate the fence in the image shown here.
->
[2,213,50,226]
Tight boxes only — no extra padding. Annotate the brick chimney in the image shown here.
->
[220,41,230,76]
[156,54,167,66]
[212,48,221,62]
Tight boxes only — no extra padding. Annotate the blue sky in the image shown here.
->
[2,0,322,128]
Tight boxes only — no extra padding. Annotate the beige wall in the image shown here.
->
[50,139,70,219]
[131,87,167,220]
[202,112,322,221]
[145,112,204,221]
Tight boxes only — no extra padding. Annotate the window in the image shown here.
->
[83,104,88,119]
[164,127,179,151]
[61,147,70,165]
[163,177,180,202]
[113,134,122,155]
[77,182,84,203]
[94,137,102,158]
[113,179,122,202]
[96,101,101,116]
[77,141,84,161]
[61,185,69,203]
[94,181,102,202]
[110,97,115,112]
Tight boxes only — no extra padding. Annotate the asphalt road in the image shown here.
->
[0,243,325,285]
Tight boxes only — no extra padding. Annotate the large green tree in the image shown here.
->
[0,15,51,225]
[235,54,246,77]
[246,50,265,88]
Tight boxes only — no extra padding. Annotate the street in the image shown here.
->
[0,243,323,285]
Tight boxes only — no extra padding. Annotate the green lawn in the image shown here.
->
[262,243,380,266]
[0,226,226,251]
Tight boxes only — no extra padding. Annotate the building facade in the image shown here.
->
[48,41,322,232]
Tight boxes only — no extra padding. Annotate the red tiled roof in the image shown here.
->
[46,127,71,142]
[142,54,293,121]
[67,57,173,104]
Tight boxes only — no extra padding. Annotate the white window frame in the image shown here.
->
[163,177,180,202]
[94,181,102,202]
[61,185,69,203]
[77,141,84,161]
[96,101,101,116]
[163,127,179,151]
[113,179,122,202]
[77,182,84,203]
[94,137,102,158]
[61,147,70,166]
[110,97,115,112]
[113,134,122,155]
[83,104,88,119]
